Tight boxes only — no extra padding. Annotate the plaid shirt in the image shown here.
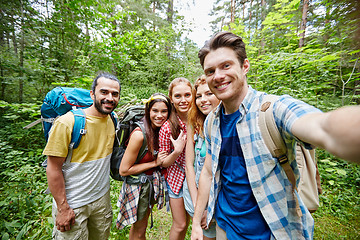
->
[116,171,164,229]
[205,86,321,239]
[159,117,187,195]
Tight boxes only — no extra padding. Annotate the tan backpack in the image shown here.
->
[259,94,322,215]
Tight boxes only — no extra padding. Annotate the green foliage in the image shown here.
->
[0,103,52,239]
[1,0,359,238]
[313,149,360,239]
[316,151,360,216]
[247,49,358,111]
[0,0,201,103]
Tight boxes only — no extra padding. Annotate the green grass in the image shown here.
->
[108,177,360,240]
[0,161,359,239]
[313,214,360,240]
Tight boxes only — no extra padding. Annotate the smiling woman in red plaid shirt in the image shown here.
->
[159,77,193,240]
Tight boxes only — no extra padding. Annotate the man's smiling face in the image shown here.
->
[203,47,249,113]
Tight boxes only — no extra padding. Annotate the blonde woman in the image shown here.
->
[159,77,193,240]
[184,76,220,240]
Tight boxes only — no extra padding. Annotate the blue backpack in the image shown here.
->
[39,86,117,152]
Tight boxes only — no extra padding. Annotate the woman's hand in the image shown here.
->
[160,130,187,168]
[170,130,187,154]
[156,151,167,166]
[200,210,208,229]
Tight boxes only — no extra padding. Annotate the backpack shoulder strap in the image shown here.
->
[71,108,87,149]
[110,112,118,126]
[135,121,148,163]
[258,94,287,159]
[258,95,297,188]
[59,108,86,165]
[259,94,301,216]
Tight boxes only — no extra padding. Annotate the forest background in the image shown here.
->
[0,0,359,239]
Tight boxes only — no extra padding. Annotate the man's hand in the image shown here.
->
[56,206,75,232]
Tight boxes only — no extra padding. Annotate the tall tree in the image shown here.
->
[299,0,309,48]
[231,0,236,24]
[260,0,266,53]
[19,1,24,102]
[167,0,174,23]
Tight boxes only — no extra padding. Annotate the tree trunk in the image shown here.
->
[0,28,4,47]
[260,0,266,54]
[11,13,18,56]
[11,31,18,55]
[167,0,173,24]
[299,0,309,48]
[242,0,245,21]
[355,79,360,105]
[231,0,236,24]
[5,31,10,49]
[249,0,252,22]
[324,3,330,45]
[0,58,4,100]
[19,1,25,103]
[249,0,252,38]
[153,1,156,31]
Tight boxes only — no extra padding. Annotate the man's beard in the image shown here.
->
[94,96,117,115]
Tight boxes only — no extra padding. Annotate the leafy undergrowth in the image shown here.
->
[313,213,360,239]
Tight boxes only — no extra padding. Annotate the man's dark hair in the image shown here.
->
[198,31,247,68]
[92,72,121,92]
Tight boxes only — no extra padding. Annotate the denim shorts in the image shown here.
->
[183,179,216,238]
[166,181,184,199]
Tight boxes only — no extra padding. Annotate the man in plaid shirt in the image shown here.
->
[191,32,360,240]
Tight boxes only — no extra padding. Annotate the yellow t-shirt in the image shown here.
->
[43,111,115,208]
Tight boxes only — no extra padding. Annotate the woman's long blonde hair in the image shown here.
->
[187,75,207,138]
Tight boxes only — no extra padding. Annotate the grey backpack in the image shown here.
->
[110,105,147,182]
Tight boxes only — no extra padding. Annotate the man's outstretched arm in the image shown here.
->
[292,105,360,163]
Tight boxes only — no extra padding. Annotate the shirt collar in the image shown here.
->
[240,86,257,115]
[213,86,257,119]
[176,115,186,129]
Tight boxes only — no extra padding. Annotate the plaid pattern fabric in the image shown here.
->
[116,181,140,230]
[159,117,187,195]
[116,171,164,229]
[152,171,165,209]
[204,86,321,239]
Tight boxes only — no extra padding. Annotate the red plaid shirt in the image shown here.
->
[159,117,187,195]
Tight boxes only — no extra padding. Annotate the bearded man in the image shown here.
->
[43,72,120,239]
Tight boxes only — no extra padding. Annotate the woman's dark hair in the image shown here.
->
[143,93,172,156]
